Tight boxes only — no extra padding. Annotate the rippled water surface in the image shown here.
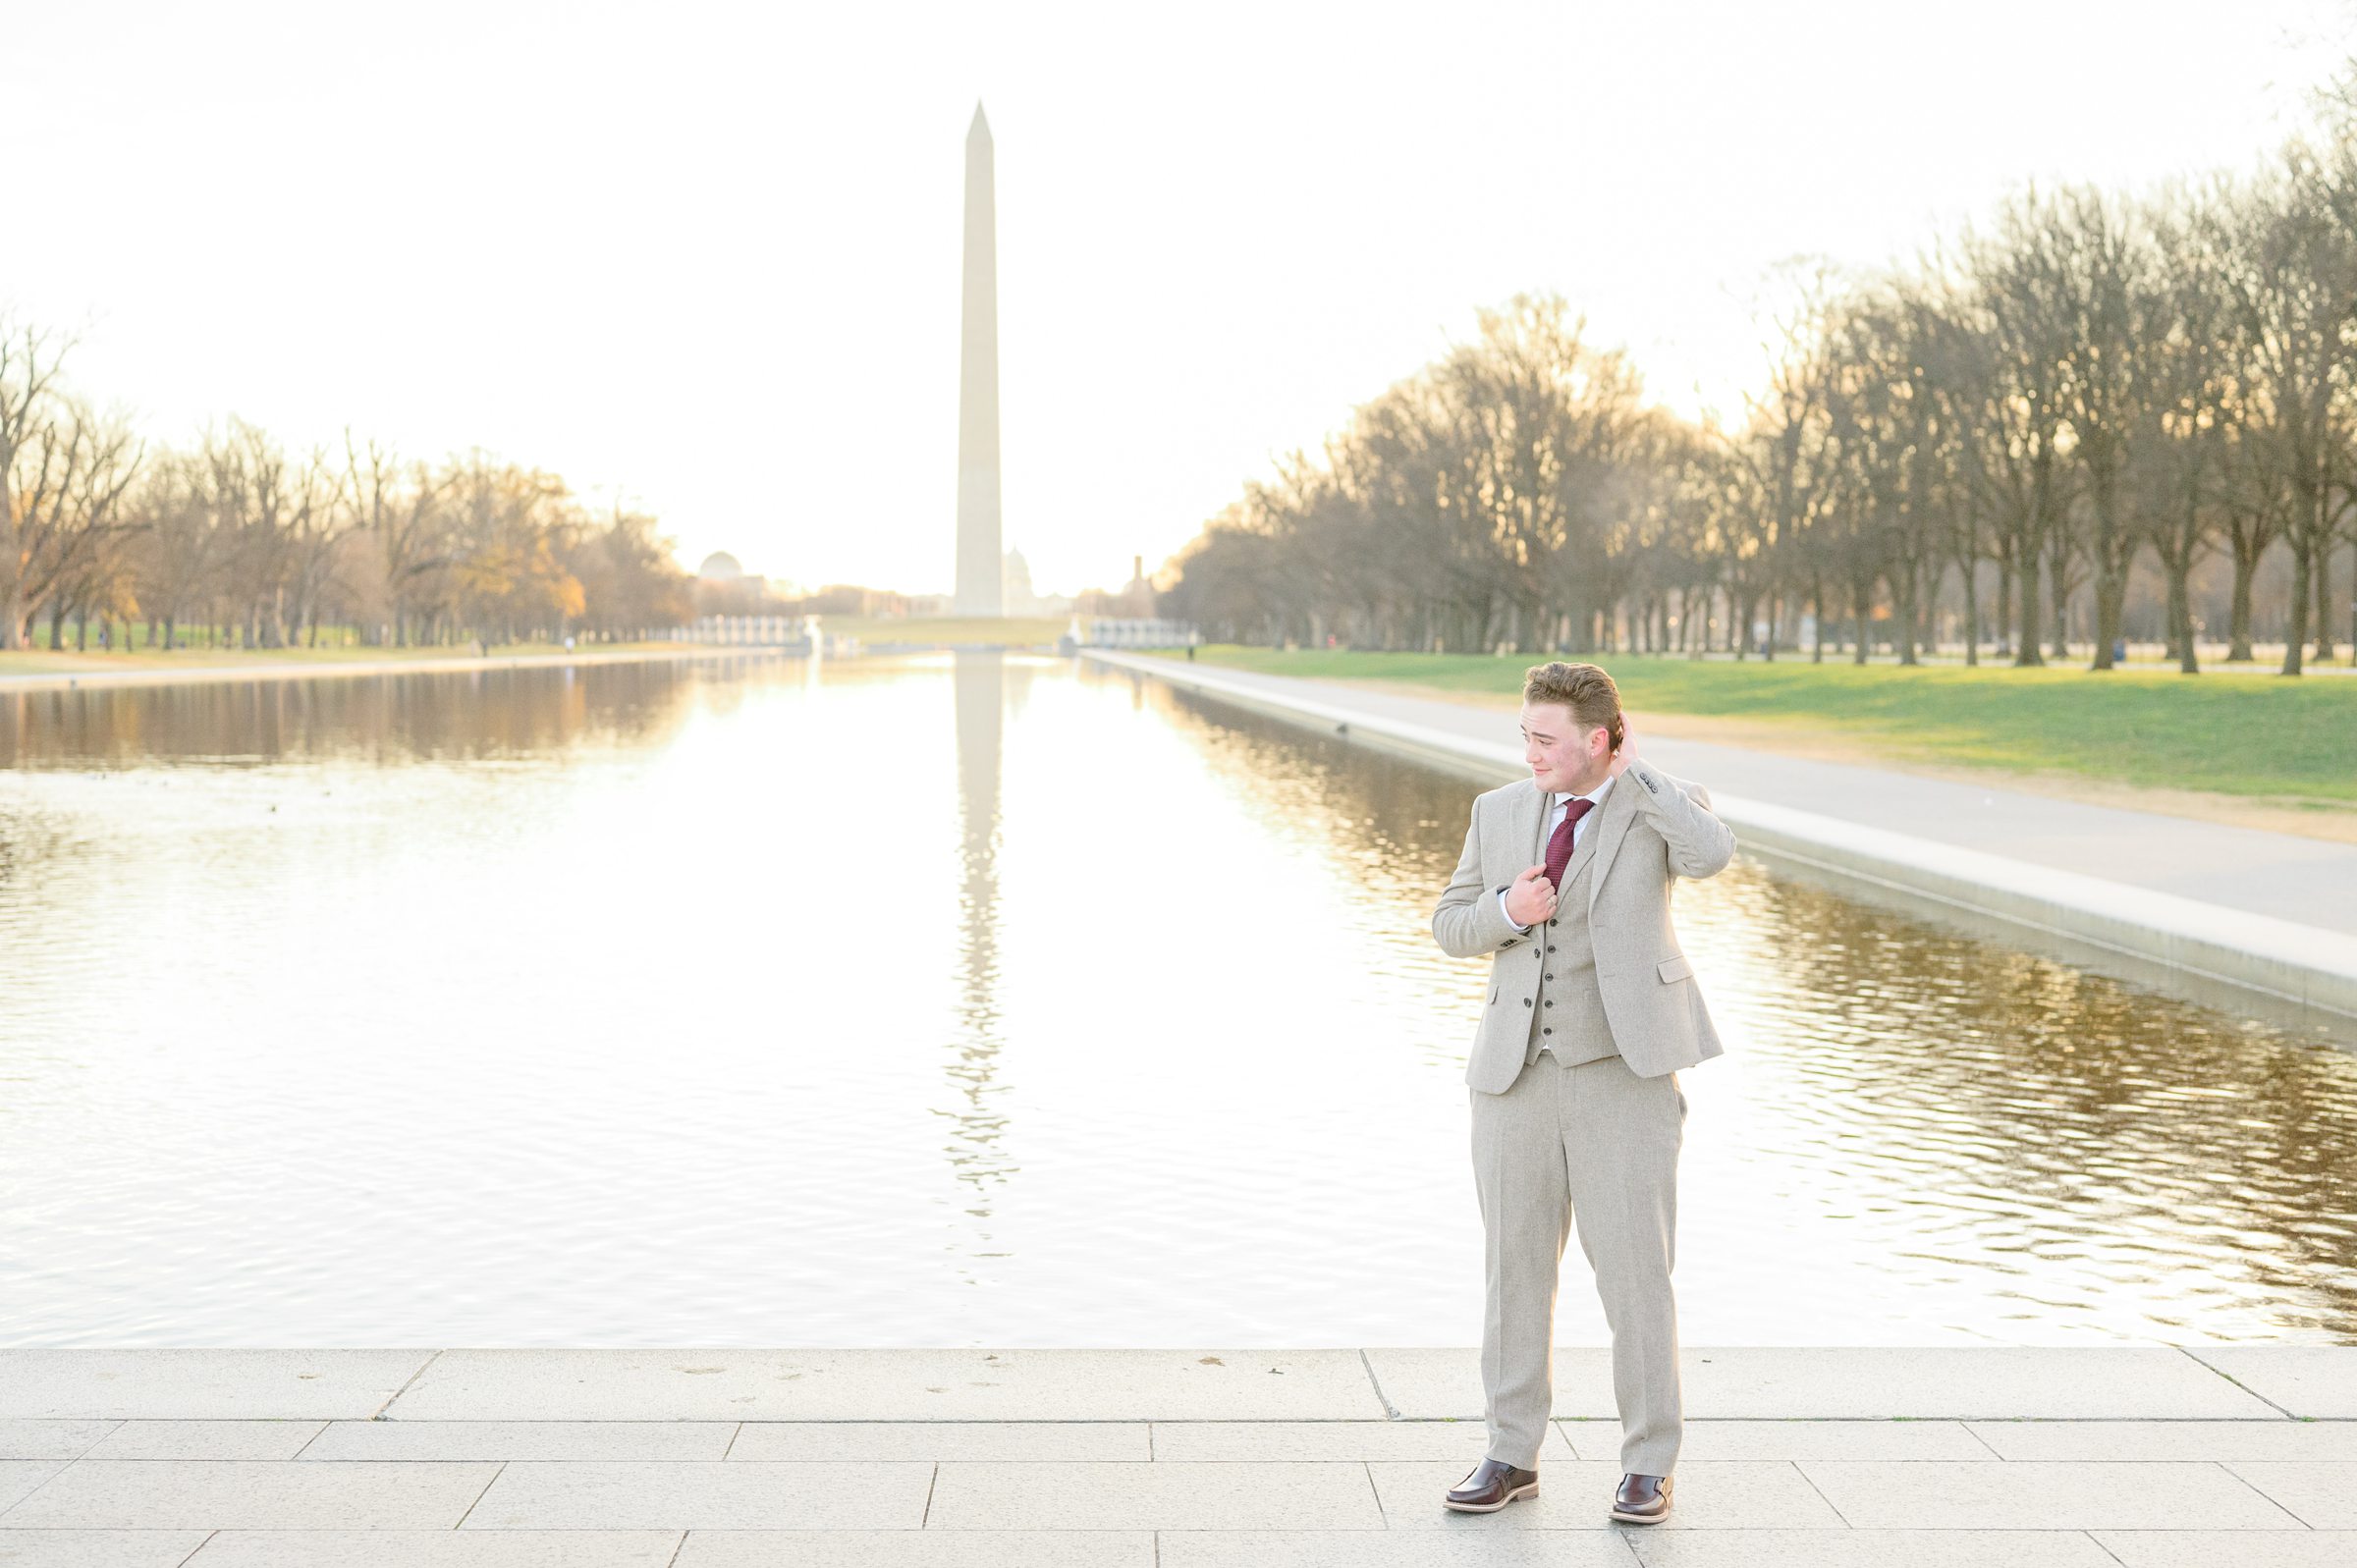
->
[1,652,2351,1347]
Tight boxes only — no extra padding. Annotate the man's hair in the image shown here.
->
[1522,661,1623,751]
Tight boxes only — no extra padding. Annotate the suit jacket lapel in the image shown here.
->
[1583,775,1641,912]
[1512,779,1548,874]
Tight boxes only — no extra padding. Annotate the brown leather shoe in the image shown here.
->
[1611,1471,1672,1524]
[1444,1456,1539,1512]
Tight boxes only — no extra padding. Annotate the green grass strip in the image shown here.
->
[1183,646,2357,805]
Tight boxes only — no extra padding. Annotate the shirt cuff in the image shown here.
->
[1497,887,1529,933]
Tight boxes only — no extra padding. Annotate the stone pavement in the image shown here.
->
[3,1346,2353,1564]
[1083,651,2357,1020]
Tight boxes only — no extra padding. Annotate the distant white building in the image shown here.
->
[1002,546,1072,616]
[697,551,799,601]
[1077,616,1198,649]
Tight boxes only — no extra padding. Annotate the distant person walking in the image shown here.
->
[1430,661,1734,1525]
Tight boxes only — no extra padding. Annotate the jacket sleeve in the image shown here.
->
[1620,757,1736,880]
[1432,796,1526,958]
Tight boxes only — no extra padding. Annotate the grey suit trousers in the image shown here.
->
[1470,1049,1686,1474]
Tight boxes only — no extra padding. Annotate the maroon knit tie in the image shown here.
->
[1545,797,1597,892]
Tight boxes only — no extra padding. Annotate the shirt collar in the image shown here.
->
[1550,775,1615,812]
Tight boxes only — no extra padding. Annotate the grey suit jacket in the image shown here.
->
[1432,757,1736,1093]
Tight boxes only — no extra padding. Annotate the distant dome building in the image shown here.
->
[1000,544,1072,617]
[692,550,768,614]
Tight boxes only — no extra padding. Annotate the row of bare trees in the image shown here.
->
[1164,107,2357,676]
[0,327,693,653]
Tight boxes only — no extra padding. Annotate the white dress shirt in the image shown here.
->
[1497,774,1616,933]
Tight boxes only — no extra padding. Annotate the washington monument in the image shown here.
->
[954,103,1004,616]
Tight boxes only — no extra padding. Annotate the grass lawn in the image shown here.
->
[1184,646,2357,805]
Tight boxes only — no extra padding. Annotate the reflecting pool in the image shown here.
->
[0,652,2349,1347]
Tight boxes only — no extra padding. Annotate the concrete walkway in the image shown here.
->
[1,1347,2352,1563]
[1085,651,2357,1020]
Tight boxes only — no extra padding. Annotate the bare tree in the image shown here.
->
[350,442,459,646]
[2142,183,2244,673]
[1725,262,1840,661]
[8,398,143,647]
[128,450,226,650]
[0,319,77,648]
[2039,187,2158,670]
[2217,147,2357,675]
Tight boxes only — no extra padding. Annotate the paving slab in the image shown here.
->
[1366,1348,2280,1420]
[2187,1347,2357,1417]
[1797,1458,2305,1530]
[457,1460,932,1530]
[1622,1531,2119,1567]
[1967,1419,2357,1461]
[2219,1461,2357,1527]
[0,1533,213,1567]
[0,1350,433,1421]
[1159,1533,1637,1567]
[1565,1419,1994,1462]
[729,1420,1148,1462]
[1363,1348,1619,1419]
[80,1420,324,1461]
[0,1461,67,1513]
[0,1459,498,1530]
[183,1534,682,1567]
[1366,1460,1843,1530]
[385,1349,1384,1422]
[677,1533,1156,1567]
[1148,1420,1530,1462]
[0,1424,115,1462]
[2090,1532,2357,1567]
[301,1420,735,1462]
[922,1460,1384,1531]
[5,1349,2354,1551]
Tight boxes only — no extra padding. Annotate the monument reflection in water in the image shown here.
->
[0,651,2349,1349]
[945,650,1017,1262]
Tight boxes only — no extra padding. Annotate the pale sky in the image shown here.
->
[12,1,2349,598]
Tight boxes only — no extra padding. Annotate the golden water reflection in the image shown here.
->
[1135,671,2357,1342]
[0,652,2347,1347]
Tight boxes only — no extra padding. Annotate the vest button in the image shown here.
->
[1543,1027,1553,1036]
[1545,972,1554,980]
[1545,1000,1553,1007]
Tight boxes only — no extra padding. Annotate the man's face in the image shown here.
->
[1520,701,1610,794]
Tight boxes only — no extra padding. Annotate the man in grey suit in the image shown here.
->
[1430,661,1734,1524]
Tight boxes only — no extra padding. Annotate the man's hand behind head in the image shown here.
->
[1607,719,1640,780]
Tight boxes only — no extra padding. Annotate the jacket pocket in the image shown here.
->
[1656,954,1695,984]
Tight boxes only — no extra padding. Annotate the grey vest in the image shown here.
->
[1525,807,1619,1068]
